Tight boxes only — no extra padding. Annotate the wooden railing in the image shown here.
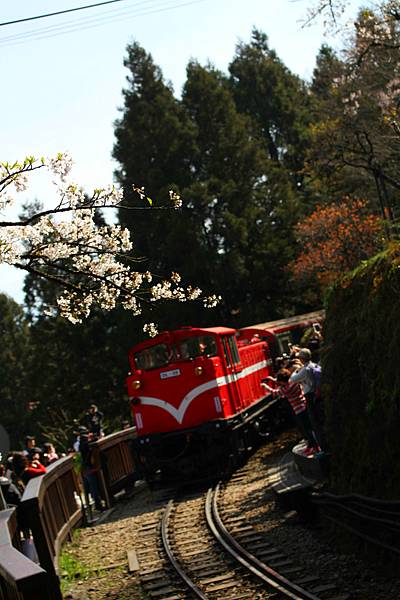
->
[20,455,83,600]
[0,508,49,600]
[0,427,138,599]
[91,427,137,508]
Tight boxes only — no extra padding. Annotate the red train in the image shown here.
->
[126,311,323,482]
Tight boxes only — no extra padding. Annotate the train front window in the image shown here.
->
[179,336,217,360]
[134,343,174,371]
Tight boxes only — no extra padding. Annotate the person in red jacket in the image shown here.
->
[11,452,47,488]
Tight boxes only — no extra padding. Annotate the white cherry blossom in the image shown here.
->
[0,154,220,329]
[143,322,158,337]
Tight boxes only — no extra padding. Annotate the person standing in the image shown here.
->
[0,463,22,506]
[289,348,315,399]
[22,436,39,461]
[84,404,104,440]
[290,348,325,450]
[262,369,319,454]
[78,428,104,512]
[42,443,59,466]
[12,452,47,487]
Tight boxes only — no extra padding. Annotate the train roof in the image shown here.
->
[169,326,236,335]
[242,309,325,332]
[203,326,236,335]
[129,325,237,354]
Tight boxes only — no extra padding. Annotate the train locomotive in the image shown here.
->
[126,311,324,482]
[126,326,280,482]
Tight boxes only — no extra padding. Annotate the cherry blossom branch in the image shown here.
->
[0,153,218,330]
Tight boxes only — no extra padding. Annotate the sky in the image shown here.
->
[0,0,362,302]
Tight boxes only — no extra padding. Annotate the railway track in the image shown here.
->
[135,467,350,599]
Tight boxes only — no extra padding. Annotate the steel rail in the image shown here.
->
[312,497,400,531]
[160,499,209,599]
[205,483,322,600]
[313,492,400,509]
[312,492,400,522]
[322,513,400,556]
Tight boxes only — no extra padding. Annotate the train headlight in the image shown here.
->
[195,366,203,376]
[132,380,141,390]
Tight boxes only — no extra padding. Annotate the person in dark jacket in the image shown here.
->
[22,436,41,461]
[78,428,104,512]
[83,404,104,440]
[0,463,22,506]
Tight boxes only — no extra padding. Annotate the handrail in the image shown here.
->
[91,426,136,451]
[311,491,400,557]
[20,455,83,600]
[313,491,400,509]
[0,428,138,598]
[0,508,49,600]
[90,427,137,507]
[0,508,19,548]
[22,454,79,506]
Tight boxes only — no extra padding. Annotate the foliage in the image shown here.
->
[0,294,31,448]
[113,38,313,328]
[323,241,400,498]
[307,3,400,221]
[304,0,349,28]
[289,198,385,290]
[12,14,400,451]
[113,42,206,328]
[24,308,135,451]
[59,533,92,593]
[0,155,216,333]
[229,29,312,189]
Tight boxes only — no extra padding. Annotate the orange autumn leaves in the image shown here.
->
[289,199,384,288]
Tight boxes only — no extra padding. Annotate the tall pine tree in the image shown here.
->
[181,60,302,323]
[0,294,31,448]
[113,39,315,330]
[229,29,312,190]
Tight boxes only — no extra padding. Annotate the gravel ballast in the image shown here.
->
[61,430,400,599]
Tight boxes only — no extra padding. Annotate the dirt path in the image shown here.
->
[61,482,160,600]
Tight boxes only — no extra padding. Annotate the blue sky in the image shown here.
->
[0,0,362,302]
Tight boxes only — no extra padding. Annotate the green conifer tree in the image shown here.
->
[0,294,31,447]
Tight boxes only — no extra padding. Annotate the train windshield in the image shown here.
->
[133,335,218,370]
[134,343,176,371]
[178,335,218,360]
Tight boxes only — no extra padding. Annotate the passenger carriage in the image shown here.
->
[238,310,325,365]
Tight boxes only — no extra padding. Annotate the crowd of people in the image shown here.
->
[0,435,59,508]
[0,403,107,511]
[262,324,325,457]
